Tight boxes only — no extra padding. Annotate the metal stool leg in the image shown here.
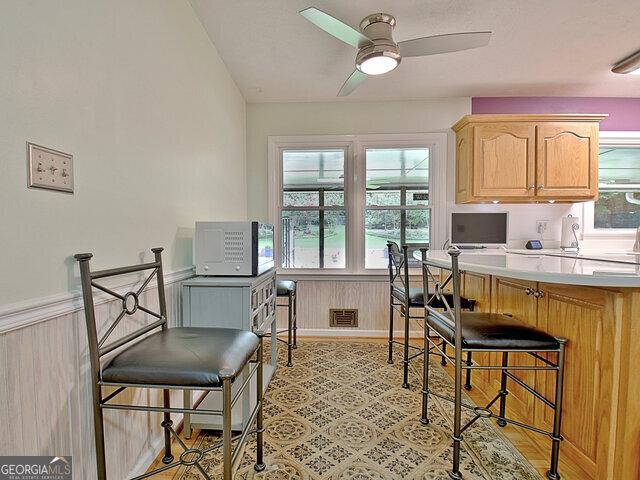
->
[420,321,430,425]
[450,346,464,480]
[292,291,298,349]
[464,352,473,390]
[402,303,410,389]
[92,389,107,480]
[497,352,509,427]
[388,290,394,364]
[286,292,293,367]
[162,389,173,463]
[255,339,266,472]
[222,375,233,480]
[547,340,567,480]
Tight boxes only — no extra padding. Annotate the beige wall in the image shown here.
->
[0,0,246,306]
[0,0,246,477]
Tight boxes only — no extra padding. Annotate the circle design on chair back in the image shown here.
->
[123,291,139,315]
[179,448,204,465]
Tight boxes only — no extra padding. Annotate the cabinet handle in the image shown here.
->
[528,184,535,190]
[538,184,544,190]
[533,290,545,298]
[525,287,535,296]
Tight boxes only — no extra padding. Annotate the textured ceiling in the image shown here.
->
[190,0,640,102]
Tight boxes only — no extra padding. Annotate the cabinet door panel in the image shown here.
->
[536,123,598,198]
[473,124,536,197]
[535,284,620,479]
[462,273,496,388]
[491,277,538,422]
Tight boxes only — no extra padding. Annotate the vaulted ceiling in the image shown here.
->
[190,0,640,102]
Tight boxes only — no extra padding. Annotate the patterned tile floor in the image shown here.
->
[176,340,541,479]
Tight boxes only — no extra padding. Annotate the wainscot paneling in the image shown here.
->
[0,268,193,479]
[275,279,424,337]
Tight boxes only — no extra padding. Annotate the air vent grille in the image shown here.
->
[224,231,245,262]
[330,309,358,328]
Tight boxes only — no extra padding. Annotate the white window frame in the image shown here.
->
[268,133,447,277]
[583,131,640,239]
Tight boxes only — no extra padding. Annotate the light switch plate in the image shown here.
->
[27,142,74,193]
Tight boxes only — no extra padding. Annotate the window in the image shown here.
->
[364,148,430,268]
[584,132,640,236]
[270,134,446,274]
[594,147,640,229]
[281,149,346,269]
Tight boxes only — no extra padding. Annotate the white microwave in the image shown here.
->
[194,221,275,276]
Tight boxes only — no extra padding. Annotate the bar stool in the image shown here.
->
[275,279,297,367]
[419,247,567,480]
[387,242,476,389]
[75,248,265,480]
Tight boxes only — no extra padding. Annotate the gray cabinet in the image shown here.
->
[181,269,277,435]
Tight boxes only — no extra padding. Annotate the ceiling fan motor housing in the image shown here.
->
[356,13,401,73]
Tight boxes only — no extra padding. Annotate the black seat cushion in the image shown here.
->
[392,286,475,310]
[101,327,259,387]
[276,280,296,296]
[427,312,559,351]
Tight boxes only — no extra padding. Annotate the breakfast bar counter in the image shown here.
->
[417,250,640,480]
[418,249,640,287]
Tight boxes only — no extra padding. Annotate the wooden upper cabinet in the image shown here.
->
[453,114,606,203]
[473,123,535,198]
[536,123,599,198]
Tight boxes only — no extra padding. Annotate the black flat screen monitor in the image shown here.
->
[451,212,508,245]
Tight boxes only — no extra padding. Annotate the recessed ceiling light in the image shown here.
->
[612,49,640,75]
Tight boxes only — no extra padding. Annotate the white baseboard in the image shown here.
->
[295,328,423,338]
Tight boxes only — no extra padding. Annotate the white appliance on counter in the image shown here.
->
[560,215,581,251]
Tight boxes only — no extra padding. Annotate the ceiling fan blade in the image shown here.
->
[300,7,371,48]
[337,69,367,97]
[398,31,491,57]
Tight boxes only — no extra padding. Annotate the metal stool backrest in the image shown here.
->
[75,248,169,381]
[387,241,410,296]
[419,247,463,342]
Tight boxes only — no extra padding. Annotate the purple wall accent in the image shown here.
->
[471,97,640,131]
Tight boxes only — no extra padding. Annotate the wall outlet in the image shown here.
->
[27,142,74,193]
[536,220,549,236]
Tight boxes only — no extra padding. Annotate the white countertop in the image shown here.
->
[414,249,640,287]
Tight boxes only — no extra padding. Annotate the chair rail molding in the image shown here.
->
[0,266,195,334]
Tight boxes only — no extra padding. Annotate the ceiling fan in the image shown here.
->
[299,7,492,96]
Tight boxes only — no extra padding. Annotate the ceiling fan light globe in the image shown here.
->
[359,55,398,75]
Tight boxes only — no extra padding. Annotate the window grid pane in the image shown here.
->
[281,148,346,269]
[365,147,430,268]
[596,146,640,229]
